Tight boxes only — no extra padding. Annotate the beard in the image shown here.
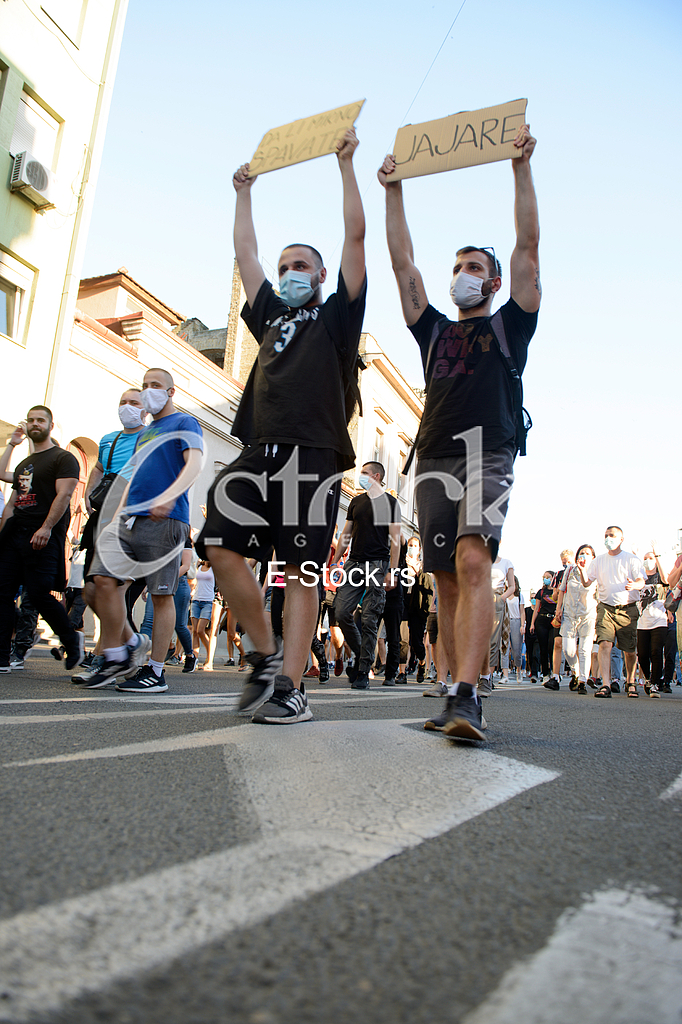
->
[28,427,50,443]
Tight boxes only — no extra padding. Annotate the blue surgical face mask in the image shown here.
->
[543,576,552,585]
[530,599,536,607]
[358,474,371,491]
[278,270,316,308]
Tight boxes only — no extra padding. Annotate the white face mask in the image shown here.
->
[604,536,620,551]
[141,388,169,415]
[278,270,316,308]
[118,404,144,429]
[643,558,656,571]
[450,271,489,309]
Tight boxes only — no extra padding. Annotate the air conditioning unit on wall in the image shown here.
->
[10,151,56,210]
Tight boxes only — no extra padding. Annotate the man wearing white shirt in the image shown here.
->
[577,525,645,698]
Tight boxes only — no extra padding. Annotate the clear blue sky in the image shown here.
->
[82,0,682,593]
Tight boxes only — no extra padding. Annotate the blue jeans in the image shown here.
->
[140,576,192,655]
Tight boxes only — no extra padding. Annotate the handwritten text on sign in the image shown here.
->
[386,98,528,181]
[247,100,365,177]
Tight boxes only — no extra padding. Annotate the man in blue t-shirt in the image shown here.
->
[378,123,541,742]
[86,368,203,693]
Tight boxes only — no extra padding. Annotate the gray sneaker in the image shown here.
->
[72,654,105,684]
[239,638,284,712]
[441,692,486,741]
[252,676,313,724]
[477,675,493,698]
[425,696,487,733]
[423,681,448,698]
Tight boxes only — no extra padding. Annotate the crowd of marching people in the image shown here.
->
[1,122,680,740]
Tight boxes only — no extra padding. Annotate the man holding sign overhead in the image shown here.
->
[197,127,366,724]
[378,122,540,741]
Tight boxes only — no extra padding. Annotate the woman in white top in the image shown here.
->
[556,544,598,693]
[191,560,215,663]
[636,549,668,697]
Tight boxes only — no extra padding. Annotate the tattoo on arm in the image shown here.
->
[409,277,421,310]
[534,267,542,295]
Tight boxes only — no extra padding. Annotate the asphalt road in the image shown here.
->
[1,648,681,1024]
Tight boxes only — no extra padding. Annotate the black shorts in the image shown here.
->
[415,447,515,573]
[197,444,341,569]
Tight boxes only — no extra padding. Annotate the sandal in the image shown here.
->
[594,684,612,698]
[626,684,639,698]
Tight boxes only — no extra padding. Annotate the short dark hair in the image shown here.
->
[576,544,596,559]
[456,246,501,278]
[145,368,174,389]
[28,405,53,423]
[282,244,324,270]
[362,461,385,482]
[606,525,623,536]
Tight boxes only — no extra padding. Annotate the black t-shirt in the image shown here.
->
[536,585,557,617]
[237,270,367,471]
[346,491,400,562]
[408,297,537,457]
[12,445,79,536]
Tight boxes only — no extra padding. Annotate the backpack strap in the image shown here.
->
[489,309,530,457]
[104,431,124,473]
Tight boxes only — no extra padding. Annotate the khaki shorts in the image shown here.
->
[595,602,639,653]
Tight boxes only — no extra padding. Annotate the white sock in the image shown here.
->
[104,646,128,662]
[149,660,164,677]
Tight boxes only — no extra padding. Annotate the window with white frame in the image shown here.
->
[10,91,60,167]
[0,252,34,345]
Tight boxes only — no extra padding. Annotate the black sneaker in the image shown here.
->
[543,676,560,691]
[395,672,407,684]
[252,676,313,724]
[318,660,330,683]
[611,680,621,694]
[382,676,396,686]
[577,682,587,694]
[182,652,198,674]
[346,660,358,684]
[351,673,370,690]
[441,692,486,741]
[116,665,168,692]
[661,684,672,694]
[238,638,283,712]
[416,663,425,683]
[569,675,579,691]
[82,654,131,688]
[425,695,487,734]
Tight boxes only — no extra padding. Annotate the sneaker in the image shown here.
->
[423,681,448,698]
[318,661,330,683]
[611,680,621,694]
[9,653,25,670]
[304,665,320,678]
[441,691,486,741]
[333,657,343,676]
[530,675,538,684]
[587,676,599,689]
[395,672,407,684]
[51,645,64,662]
[649,686,661,699]
[346,660,358,684]
[82,654,131,688]
[543,676,560,691]
[569,675,579,691]
[182,652,198,674]
[382,676,396,686]
[577,682,587,694]
[225,658,235,667]
[351,673,370,690]
[416,663,426,683]
[166,655,181,666]
[661,684,673,694]
[477,675,493,698]
[72,654,105,684]
[238,638,283,713]
[425,693,487,738]
[64,633,85,672]
[0,664,10,674]
[252,676,313,724]
[122,633,152,677]
[116,665,168,693]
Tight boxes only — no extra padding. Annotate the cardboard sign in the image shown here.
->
[247,100,365,176]
[386,98,528,181]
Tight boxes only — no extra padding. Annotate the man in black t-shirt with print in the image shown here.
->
[334,461,400,689]
[0,405,85,672]
[378,124,541,741]
[197,127,366,724]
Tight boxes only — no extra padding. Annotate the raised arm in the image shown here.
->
[509,124,541,313]
[0,423,27,484]
[378,155,428,326]
[233,164,266,307]
[336,128,365,302]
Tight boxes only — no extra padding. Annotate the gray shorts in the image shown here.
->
[415,448,515,573]
[88,515,189,595]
